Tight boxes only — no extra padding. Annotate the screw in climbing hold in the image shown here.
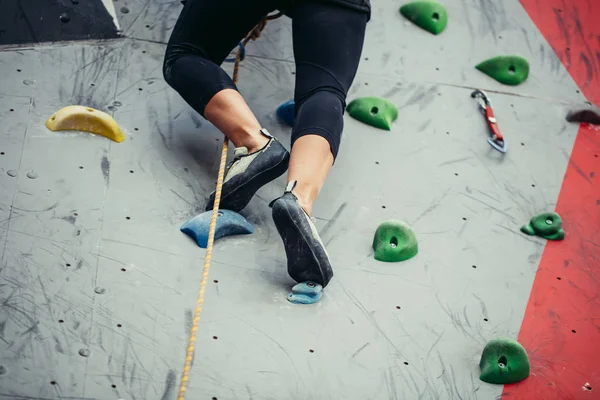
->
[475,56,530,86]
[399,1,448,35]
[471,90,507,153]
[520,212,565,240]
[372,220,418,262]
[59,13,70,23]
[479,337,530,384]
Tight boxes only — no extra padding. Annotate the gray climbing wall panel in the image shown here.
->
[0,0,589,399]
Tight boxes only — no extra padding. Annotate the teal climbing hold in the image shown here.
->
[180,209,253,248]
[287,281,323,304]
[479,337,530,384]
[520,212,565,240]
[475,56,530,86]
[400,1,448,35]
[276,99,295,127]
[347,97,398,130]
[372,220,418,262]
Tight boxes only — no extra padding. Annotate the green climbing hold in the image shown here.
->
[479,337,530,384]
[520,212,565,240]
[372,220,418,262]
[347,97,398,130]
[399,1,448,35]
[475,56,530,86]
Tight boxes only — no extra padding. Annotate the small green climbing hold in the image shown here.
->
[347,97,398,130]
[520,212,565,240]
[475,56,530,86]
[400,1,448,35]
[372,220,418,262]
[479,337,530,384]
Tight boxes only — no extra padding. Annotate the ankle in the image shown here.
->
[291,189,314,216]
[235,127,269,153]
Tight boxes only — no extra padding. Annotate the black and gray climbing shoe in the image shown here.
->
[206,129,290,212]
[270,181,334,287]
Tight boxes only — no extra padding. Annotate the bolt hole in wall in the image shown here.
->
[121,268,126,272]
[213,279,219,283]
[572,329,577,333]
[117,324,122,328]
[472,265,477,269]
[396,305,401,309]
[404,362,409,366]
[309,349,315,353]
[50,381,57,385]
[212,336,218,340]
[111,384,117,388]
[58,319,64,323]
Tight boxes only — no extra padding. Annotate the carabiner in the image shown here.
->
[471,89,507,153]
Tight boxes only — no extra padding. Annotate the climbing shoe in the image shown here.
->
[270,181,334,287]
[206,129,290,212]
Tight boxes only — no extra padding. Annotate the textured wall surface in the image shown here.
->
[0,0,597,399]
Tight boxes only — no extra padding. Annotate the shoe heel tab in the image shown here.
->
[285,180,297,193]
[260,128,273,139]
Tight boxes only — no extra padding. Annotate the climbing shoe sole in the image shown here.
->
[271,192,333,287]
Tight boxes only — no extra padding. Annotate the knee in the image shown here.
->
[297,89,345,114]
[162,47,177,87]
[293,90,345,159]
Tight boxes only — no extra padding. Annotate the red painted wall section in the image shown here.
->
[503,1,600,399]
[520,0,600,105]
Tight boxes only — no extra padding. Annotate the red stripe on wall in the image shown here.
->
[502,1,600,399]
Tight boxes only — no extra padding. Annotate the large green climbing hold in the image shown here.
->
[520,212,565,240]
[475,56,530,86]
[372,220,418,262]
[347,97,398,130]
[399,1,448,35]
[479,337,530,384]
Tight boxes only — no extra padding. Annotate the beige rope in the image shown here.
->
[177,12,281,400]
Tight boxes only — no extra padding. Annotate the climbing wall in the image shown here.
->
[0,0,598,399]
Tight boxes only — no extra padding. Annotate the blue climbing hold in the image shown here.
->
[276,99,296,127]
[287,281,323,304]
[224,41,246,63]
[180,209,253,248]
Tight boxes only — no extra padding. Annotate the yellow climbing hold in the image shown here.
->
[45,105,125,143]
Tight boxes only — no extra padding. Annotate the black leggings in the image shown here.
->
[163,0,368,160]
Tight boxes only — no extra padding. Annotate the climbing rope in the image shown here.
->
[177,12,282,400]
